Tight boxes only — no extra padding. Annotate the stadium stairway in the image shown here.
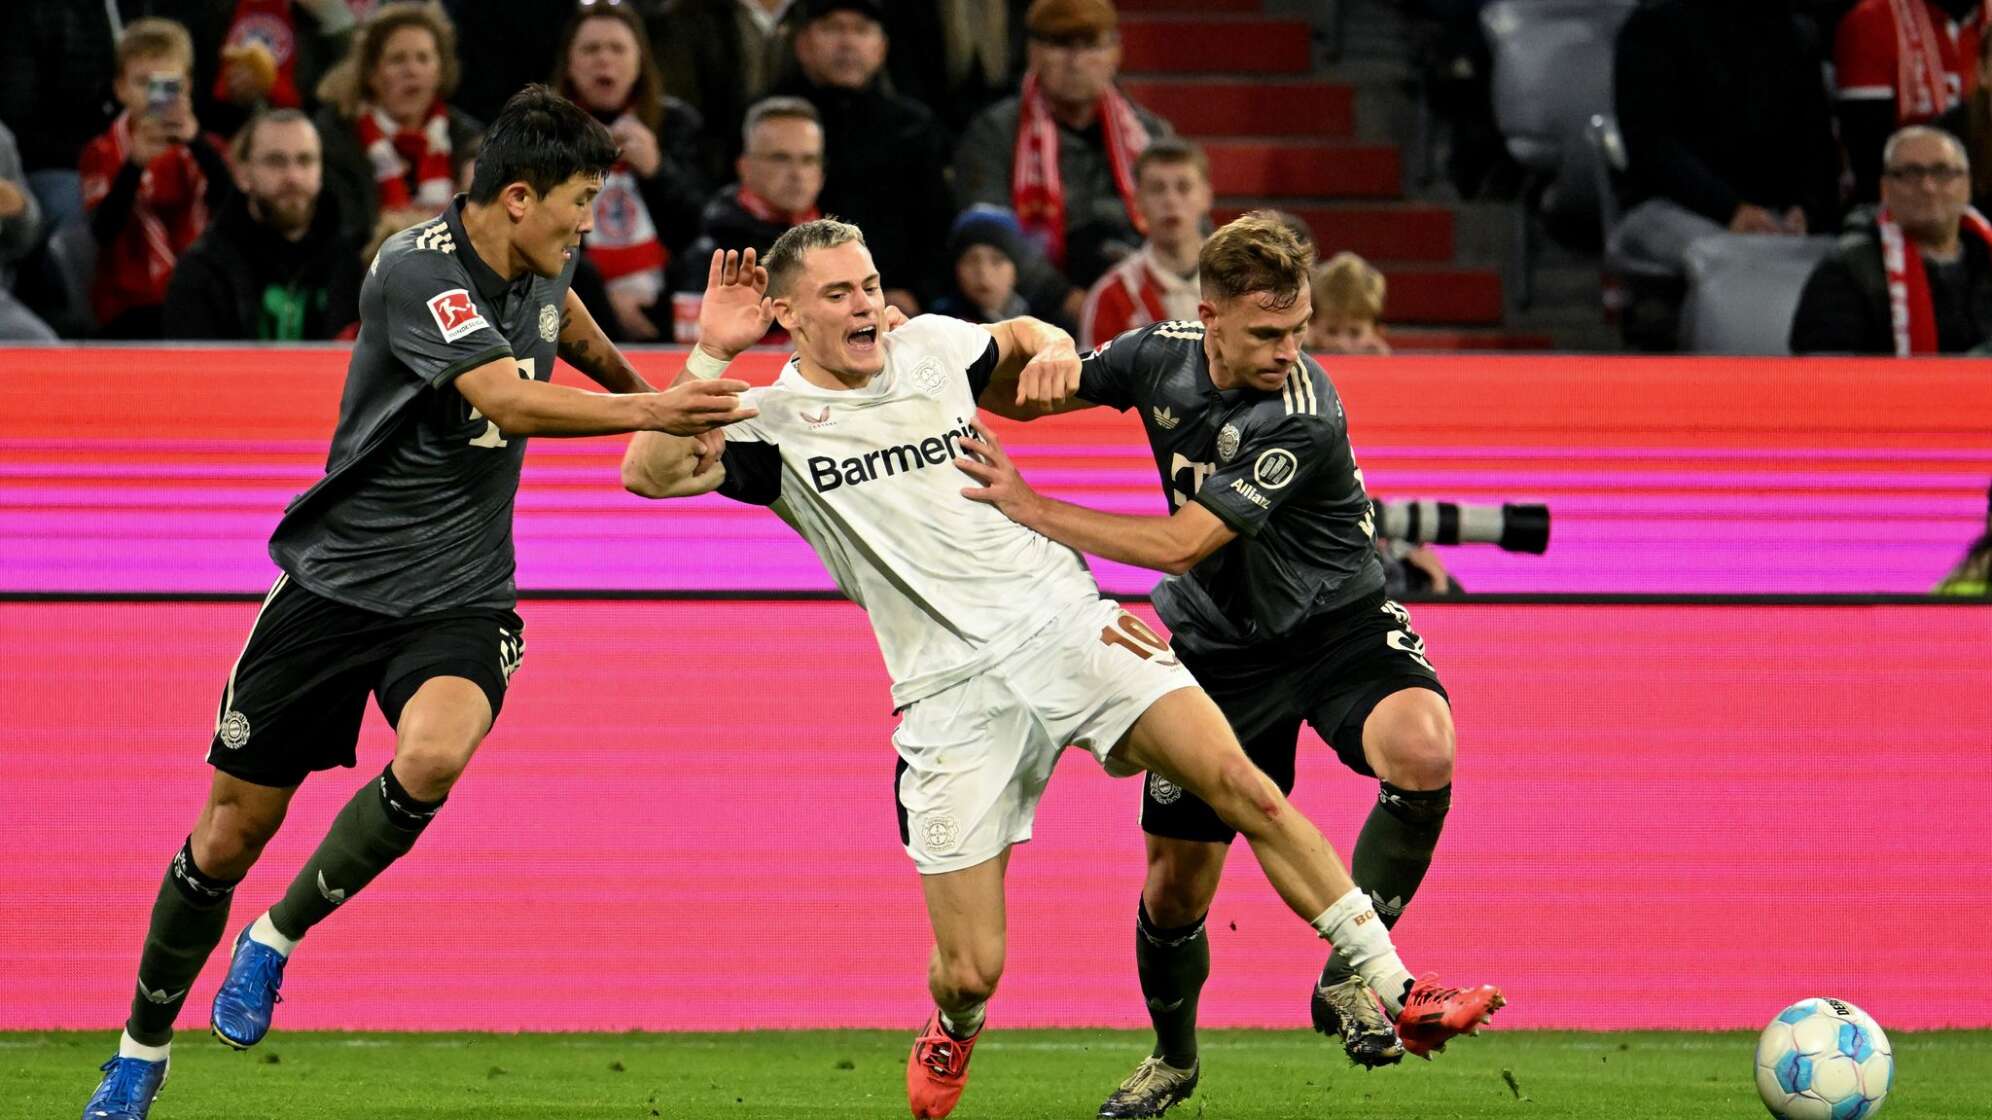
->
[1117,0,1559,351]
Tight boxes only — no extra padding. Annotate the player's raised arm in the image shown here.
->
[977,316,1096,420]
[623,248,778,498]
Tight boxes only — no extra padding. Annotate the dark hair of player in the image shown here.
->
[1199,211,1318,311]
[468,85,619,204]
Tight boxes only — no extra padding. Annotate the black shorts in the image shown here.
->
[1140,590,1447,844]
[205,574,525,788]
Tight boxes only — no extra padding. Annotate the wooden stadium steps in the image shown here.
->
[1381,267,1506,326]
[1121,79,1353,138]
[1213,203,1456,263]
[1120,16,1314,75]
[1202,139,1401,199]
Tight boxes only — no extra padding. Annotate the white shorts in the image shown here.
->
[892,598,1200,874]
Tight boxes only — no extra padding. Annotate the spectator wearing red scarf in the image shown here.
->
[1837,0,1992,201]
[1791,126,1992,353]
[79,18,233,338]
[312,1,481,260]
[552,3,708,342]
[954,0,1171,325]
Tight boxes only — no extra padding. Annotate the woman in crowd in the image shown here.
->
[313,1,481,259]
[552,3,709,341]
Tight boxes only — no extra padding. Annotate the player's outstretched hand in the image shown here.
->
[1015,334,1081,412]
[956,422,1040,523]
[697,248,775,358]
[691,428,726,475]
[645,378,758,435]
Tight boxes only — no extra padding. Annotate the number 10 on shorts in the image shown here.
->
[1100,612,1179,666]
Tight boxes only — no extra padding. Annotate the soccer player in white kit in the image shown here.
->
[623,228,1502,1120]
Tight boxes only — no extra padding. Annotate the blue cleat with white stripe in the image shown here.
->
[210,926,286,1049]
[82,1054,168,1120]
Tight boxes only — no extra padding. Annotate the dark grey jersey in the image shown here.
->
[268,197,575,617]
[1077,319,1384,653]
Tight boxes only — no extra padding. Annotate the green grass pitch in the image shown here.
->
[11,1029,1988,1119]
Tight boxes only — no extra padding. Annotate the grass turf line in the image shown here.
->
[9,1029,1987,1119]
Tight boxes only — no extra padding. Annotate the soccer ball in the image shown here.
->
[1754,998,1894,1120]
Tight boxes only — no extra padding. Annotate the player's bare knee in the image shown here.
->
[391,745,472,801]
[393,720,485,799]
[936,950,1003,1005]
[1376,721,1455,790]
[192,805,283,877]
[1210,757,1282,836]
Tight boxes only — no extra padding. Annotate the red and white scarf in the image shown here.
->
[586,111,671,300]
[735,184,820,228]
[1887,0,1992,121]
[357,100,453,213]
[1877,204,1992,353]
[1010,71,1150,269]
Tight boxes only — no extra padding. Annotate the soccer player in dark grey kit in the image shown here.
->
[958,213,1484,1118]
[81,86,757,1120]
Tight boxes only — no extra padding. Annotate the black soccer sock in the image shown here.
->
[267,765,443,941]
[1319,783,1451,987]
[126,838,241,1045]
[1136,901,1210,1068]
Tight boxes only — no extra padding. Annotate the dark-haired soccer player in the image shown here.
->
[958,212,1495,1118]
[81,86,757,1120]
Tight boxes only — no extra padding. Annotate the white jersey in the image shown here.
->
[715,315,1103,706]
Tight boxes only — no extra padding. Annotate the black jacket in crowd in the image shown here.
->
[678,182,792,288]
[163,189,363,341]
[772,72,954,302]
[1614,0,1842,232]
[1788,215,1992,354]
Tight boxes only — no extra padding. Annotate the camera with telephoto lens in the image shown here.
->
[1369,498,1550,554]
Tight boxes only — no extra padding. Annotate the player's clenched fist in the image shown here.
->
[1015,335,1080,411]
[644,377,759,435]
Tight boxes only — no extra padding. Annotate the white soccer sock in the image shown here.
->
[248,912,300,957]
[940,1002,985,1039]
[1311,886,1414,1017]
[118,1030,170,1062]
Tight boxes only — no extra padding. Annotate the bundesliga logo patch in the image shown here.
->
[427,288,488,343]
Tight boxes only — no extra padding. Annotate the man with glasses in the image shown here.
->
[955,0,1172,325]
[685,97,826,281]
[1791,125,1992,354]
[165,108,363,340]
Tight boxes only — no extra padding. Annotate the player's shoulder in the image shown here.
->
[371,218,468,281]
[1241,358,1344,436]
[1090,319,1205,367]
[892,313,985,346]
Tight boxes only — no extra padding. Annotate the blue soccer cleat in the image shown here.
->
[210,926,286,1049]
[82,1054,168,1120]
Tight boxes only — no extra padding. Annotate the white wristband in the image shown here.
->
[685,346,731,380]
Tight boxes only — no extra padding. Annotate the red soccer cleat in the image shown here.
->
[906,1011,981,1119]
[1394,975,1506,1059]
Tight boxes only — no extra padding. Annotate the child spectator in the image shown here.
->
[931,207,1031,324]
[80,18,232,338]
[1308,252,1392,355]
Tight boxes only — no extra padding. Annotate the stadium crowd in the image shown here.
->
[2,0,1991,355]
